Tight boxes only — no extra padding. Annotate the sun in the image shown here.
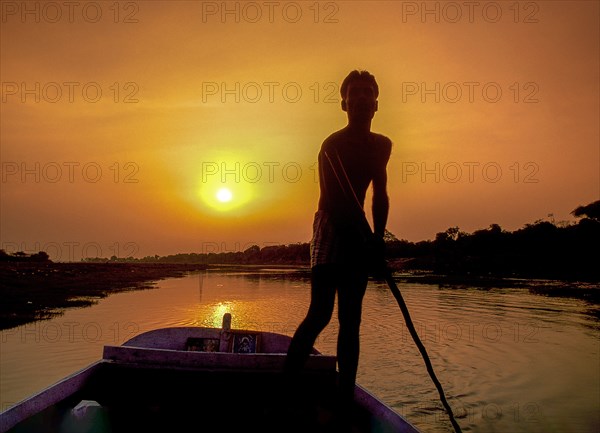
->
[216,187,233,203]
[197,163,254,213]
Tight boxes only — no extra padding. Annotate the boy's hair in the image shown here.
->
[340,70,379,101]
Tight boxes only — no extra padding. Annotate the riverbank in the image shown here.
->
[0,262,207,330]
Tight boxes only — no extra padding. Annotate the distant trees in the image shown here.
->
[0,250,50,262]
[383,200,600,281]
[7,201,598,281]
[571,200,600,221]
[76,204,600,281]
[82,243,310,266]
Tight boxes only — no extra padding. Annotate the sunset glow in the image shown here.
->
[0,1,598,260]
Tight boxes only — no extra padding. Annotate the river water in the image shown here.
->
[1,268,598,432]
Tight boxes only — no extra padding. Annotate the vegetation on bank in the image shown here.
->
[70,200,600,283]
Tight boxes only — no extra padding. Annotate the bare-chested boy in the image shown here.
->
[284,70,393,410]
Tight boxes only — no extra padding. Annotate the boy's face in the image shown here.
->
[342,81,378,122]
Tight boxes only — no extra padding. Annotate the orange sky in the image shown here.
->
[1,1,599,261]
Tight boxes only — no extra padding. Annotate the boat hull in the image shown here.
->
[1,322,421,433]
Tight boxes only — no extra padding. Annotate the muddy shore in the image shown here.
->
[0,262,207,330]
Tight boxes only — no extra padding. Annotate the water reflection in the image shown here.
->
[205,302,234,328]
[0,270,598,433]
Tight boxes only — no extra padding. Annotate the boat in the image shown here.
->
[0,314,421,433]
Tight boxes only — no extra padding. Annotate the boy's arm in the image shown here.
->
[371,137,392,238]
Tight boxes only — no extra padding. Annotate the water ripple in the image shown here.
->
[1,272,598,433]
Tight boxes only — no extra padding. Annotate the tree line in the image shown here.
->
[4,201,598,282]
[389,200,599,281]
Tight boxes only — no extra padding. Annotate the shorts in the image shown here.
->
[310,210,366,268]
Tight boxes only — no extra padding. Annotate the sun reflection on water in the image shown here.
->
[195,300,271,332]
[208,302,234,328]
